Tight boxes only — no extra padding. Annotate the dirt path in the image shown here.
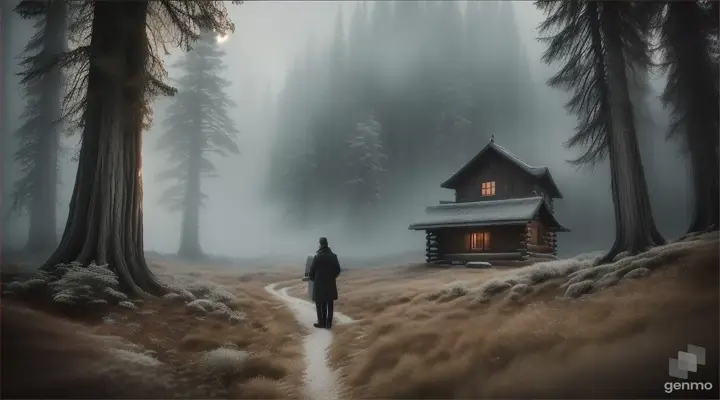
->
[265,282,354,400]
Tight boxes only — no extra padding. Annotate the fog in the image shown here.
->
[1,1,690,265]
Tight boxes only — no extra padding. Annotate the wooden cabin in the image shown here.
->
[408,137,569,265]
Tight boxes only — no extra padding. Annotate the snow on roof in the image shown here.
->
[491,142,548,177]
[440,141,563,198]
[408,196,569,231]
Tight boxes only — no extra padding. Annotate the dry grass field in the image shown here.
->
[2,232,719,399]
[328,233,720,399]
[1,263,304,399]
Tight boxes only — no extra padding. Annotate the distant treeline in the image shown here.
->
[267,2,539,232]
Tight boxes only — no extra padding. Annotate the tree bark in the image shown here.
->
[686,138,719,233]
[598,5,665,264]
[666,4,720,234]
[44,0,165,297]
[25,0,66,254]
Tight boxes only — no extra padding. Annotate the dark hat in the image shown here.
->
[319,237,328,247]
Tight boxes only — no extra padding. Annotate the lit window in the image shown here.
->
[471,232,490,250]
[481,181,495,196]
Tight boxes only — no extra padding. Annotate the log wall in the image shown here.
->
[426,230,441,264]
[543,231,558,255]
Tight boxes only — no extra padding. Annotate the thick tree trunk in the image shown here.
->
[178,128,203,260]
[686,143,719,233]
[25,0,66,254]
[44,1,165,297]
[598,8,665,264]
[666,4,720,234]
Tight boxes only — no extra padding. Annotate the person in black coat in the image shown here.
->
[308,237,341,329]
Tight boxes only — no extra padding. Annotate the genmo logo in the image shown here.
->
[664,344,714,394]
[664,381,713,394]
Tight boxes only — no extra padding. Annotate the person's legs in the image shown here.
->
[320,301,329,324]
[314,302,325,328]
[326,301,334,328]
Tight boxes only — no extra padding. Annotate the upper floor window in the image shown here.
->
[481,181,496,196]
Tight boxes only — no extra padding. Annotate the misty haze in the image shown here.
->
[1,1,718,399]
[2,1,694,262]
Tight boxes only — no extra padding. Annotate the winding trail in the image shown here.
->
[265,282,355,400]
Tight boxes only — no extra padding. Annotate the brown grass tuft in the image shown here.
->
[229,377,289,399]
[330,239,720,399]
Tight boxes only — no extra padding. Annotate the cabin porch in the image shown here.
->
[424,223,560,265]
[410,196,567,265]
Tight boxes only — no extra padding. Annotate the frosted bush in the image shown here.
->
[119,301,137,310]
[47,261,125,306]
[164,284,196,301]
[53,293,76,304]
[209,302,232,316]
[623,267,650,279]
[452,232,719,302]
[162,292,182,301]
[564,280,595,298]
[1,260,148,309]
[441,281,470,297]
[109,348,163,368]
[53,262,120,290]
[186,298,236,319]
[182,281,236,303]
[199,348,250,379]
[187,300,208,313]
[477,279,513,297]
[228,311,246,323]
[166,279,244,323]
[103,287,128,301]
[511,283,531,294]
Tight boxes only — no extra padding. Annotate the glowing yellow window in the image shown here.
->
[471,232,490,251]
[481,181,495,196]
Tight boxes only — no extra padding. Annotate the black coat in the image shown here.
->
[308,246,341,302]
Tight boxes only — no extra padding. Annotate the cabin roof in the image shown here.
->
[440,141,564,198]
[408,196,569,231]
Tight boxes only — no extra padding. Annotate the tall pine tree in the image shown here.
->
[345,112,386,227]
[158,29,239,260]
[12,0,68,254]
[43,1,236,296]
[658,1,719,233]
[537,0,664,263]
